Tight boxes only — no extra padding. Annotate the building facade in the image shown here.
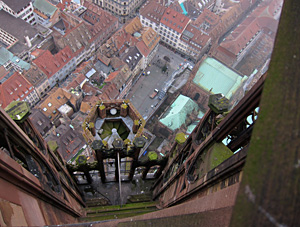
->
[0,71,40,108]
[54,22,95,66]
[33,46,76,88]
[0,102,85,225]
[33,0,60,28]
[0,0,36,25]
[23,65,51,98]
[91,0,144,23]
[0,10,42,61]
[82,1,119,49]
[139,1,210,61]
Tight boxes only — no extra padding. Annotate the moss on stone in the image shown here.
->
[5,101,30,123]
[175,133,187,144]
[102,140,108,147]
[76,155,87,166]
[99,105,105,110]
[121,104,128,109]
[148,151,158,161]
[208,94,229,114]
[124,139,131,145]
[208,142,233,170]
[133,137,146,148]
[47,140,58,152]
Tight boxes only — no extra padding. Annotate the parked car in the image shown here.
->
[149,89,159,99]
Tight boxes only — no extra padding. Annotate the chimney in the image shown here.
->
[25,36,32,48]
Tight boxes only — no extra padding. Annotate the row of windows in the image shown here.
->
[141,16,202,59]
[160,23,180,36]
[162,17,183,30]
[159,31,178,40]
[23,13,34,22]
[20,8,32,18]
[237,31,260,56]
[142,17,181,37]
[0,29,17,46]
[161,37,176,47]
[178,43,186,49]
[105,0,140,12]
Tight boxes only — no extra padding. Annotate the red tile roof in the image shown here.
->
[181,24,210,51]
[80,95,99,114]
[83,1,117,26]
[102,17,159,59]
[0,66,8,79]
[81,82,101,97]
[110,57,126,70]
[124,17,143,34]
[193,8,219,29]
[104,70,119,82]
[136,41,150,57]
[55,22,92,54]
[141,27,160,49]
[220,17,261,56]
[139,1,166,24]
[33,46,74,78]
[57,0,72,11]
[64,73,86,91]
[0,72,34,108]
[56,2,64,11]
[267,0,283,17]
[83,1,118,40]
[257,16,278,33]
[218,0,281,57]
[73,61,91,74]
[97,53,110,66]
[37,87,77,121]
[161,7,190,33]
[101,83,119,100]
[31,48,46,59]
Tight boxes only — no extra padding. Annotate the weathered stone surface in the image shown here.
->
[133,137,146,148]
[231,1,300,226]
[112,139,124,149]
[208,94,229,114]
[91,140,103,150]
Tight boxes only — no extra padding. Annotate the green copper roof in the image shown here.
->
[193,57,248,99]
[33,0,57,16]
[11,56,30,70]
[0,47,30,70]
[198,110,205,119]
[0,47,14,65]
[187,109,205,134]
[186,121,199,134]
[160,95,198,131]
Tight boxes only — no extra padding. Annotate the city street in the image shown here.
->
[126,44,189,120]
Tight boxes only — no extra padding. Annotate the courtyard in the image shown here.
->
[126,44,193,120]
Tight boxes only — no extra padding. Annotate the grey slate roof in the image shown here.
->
[120,46,142,71]
[0,10,38,41]
[1,0,31,13]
